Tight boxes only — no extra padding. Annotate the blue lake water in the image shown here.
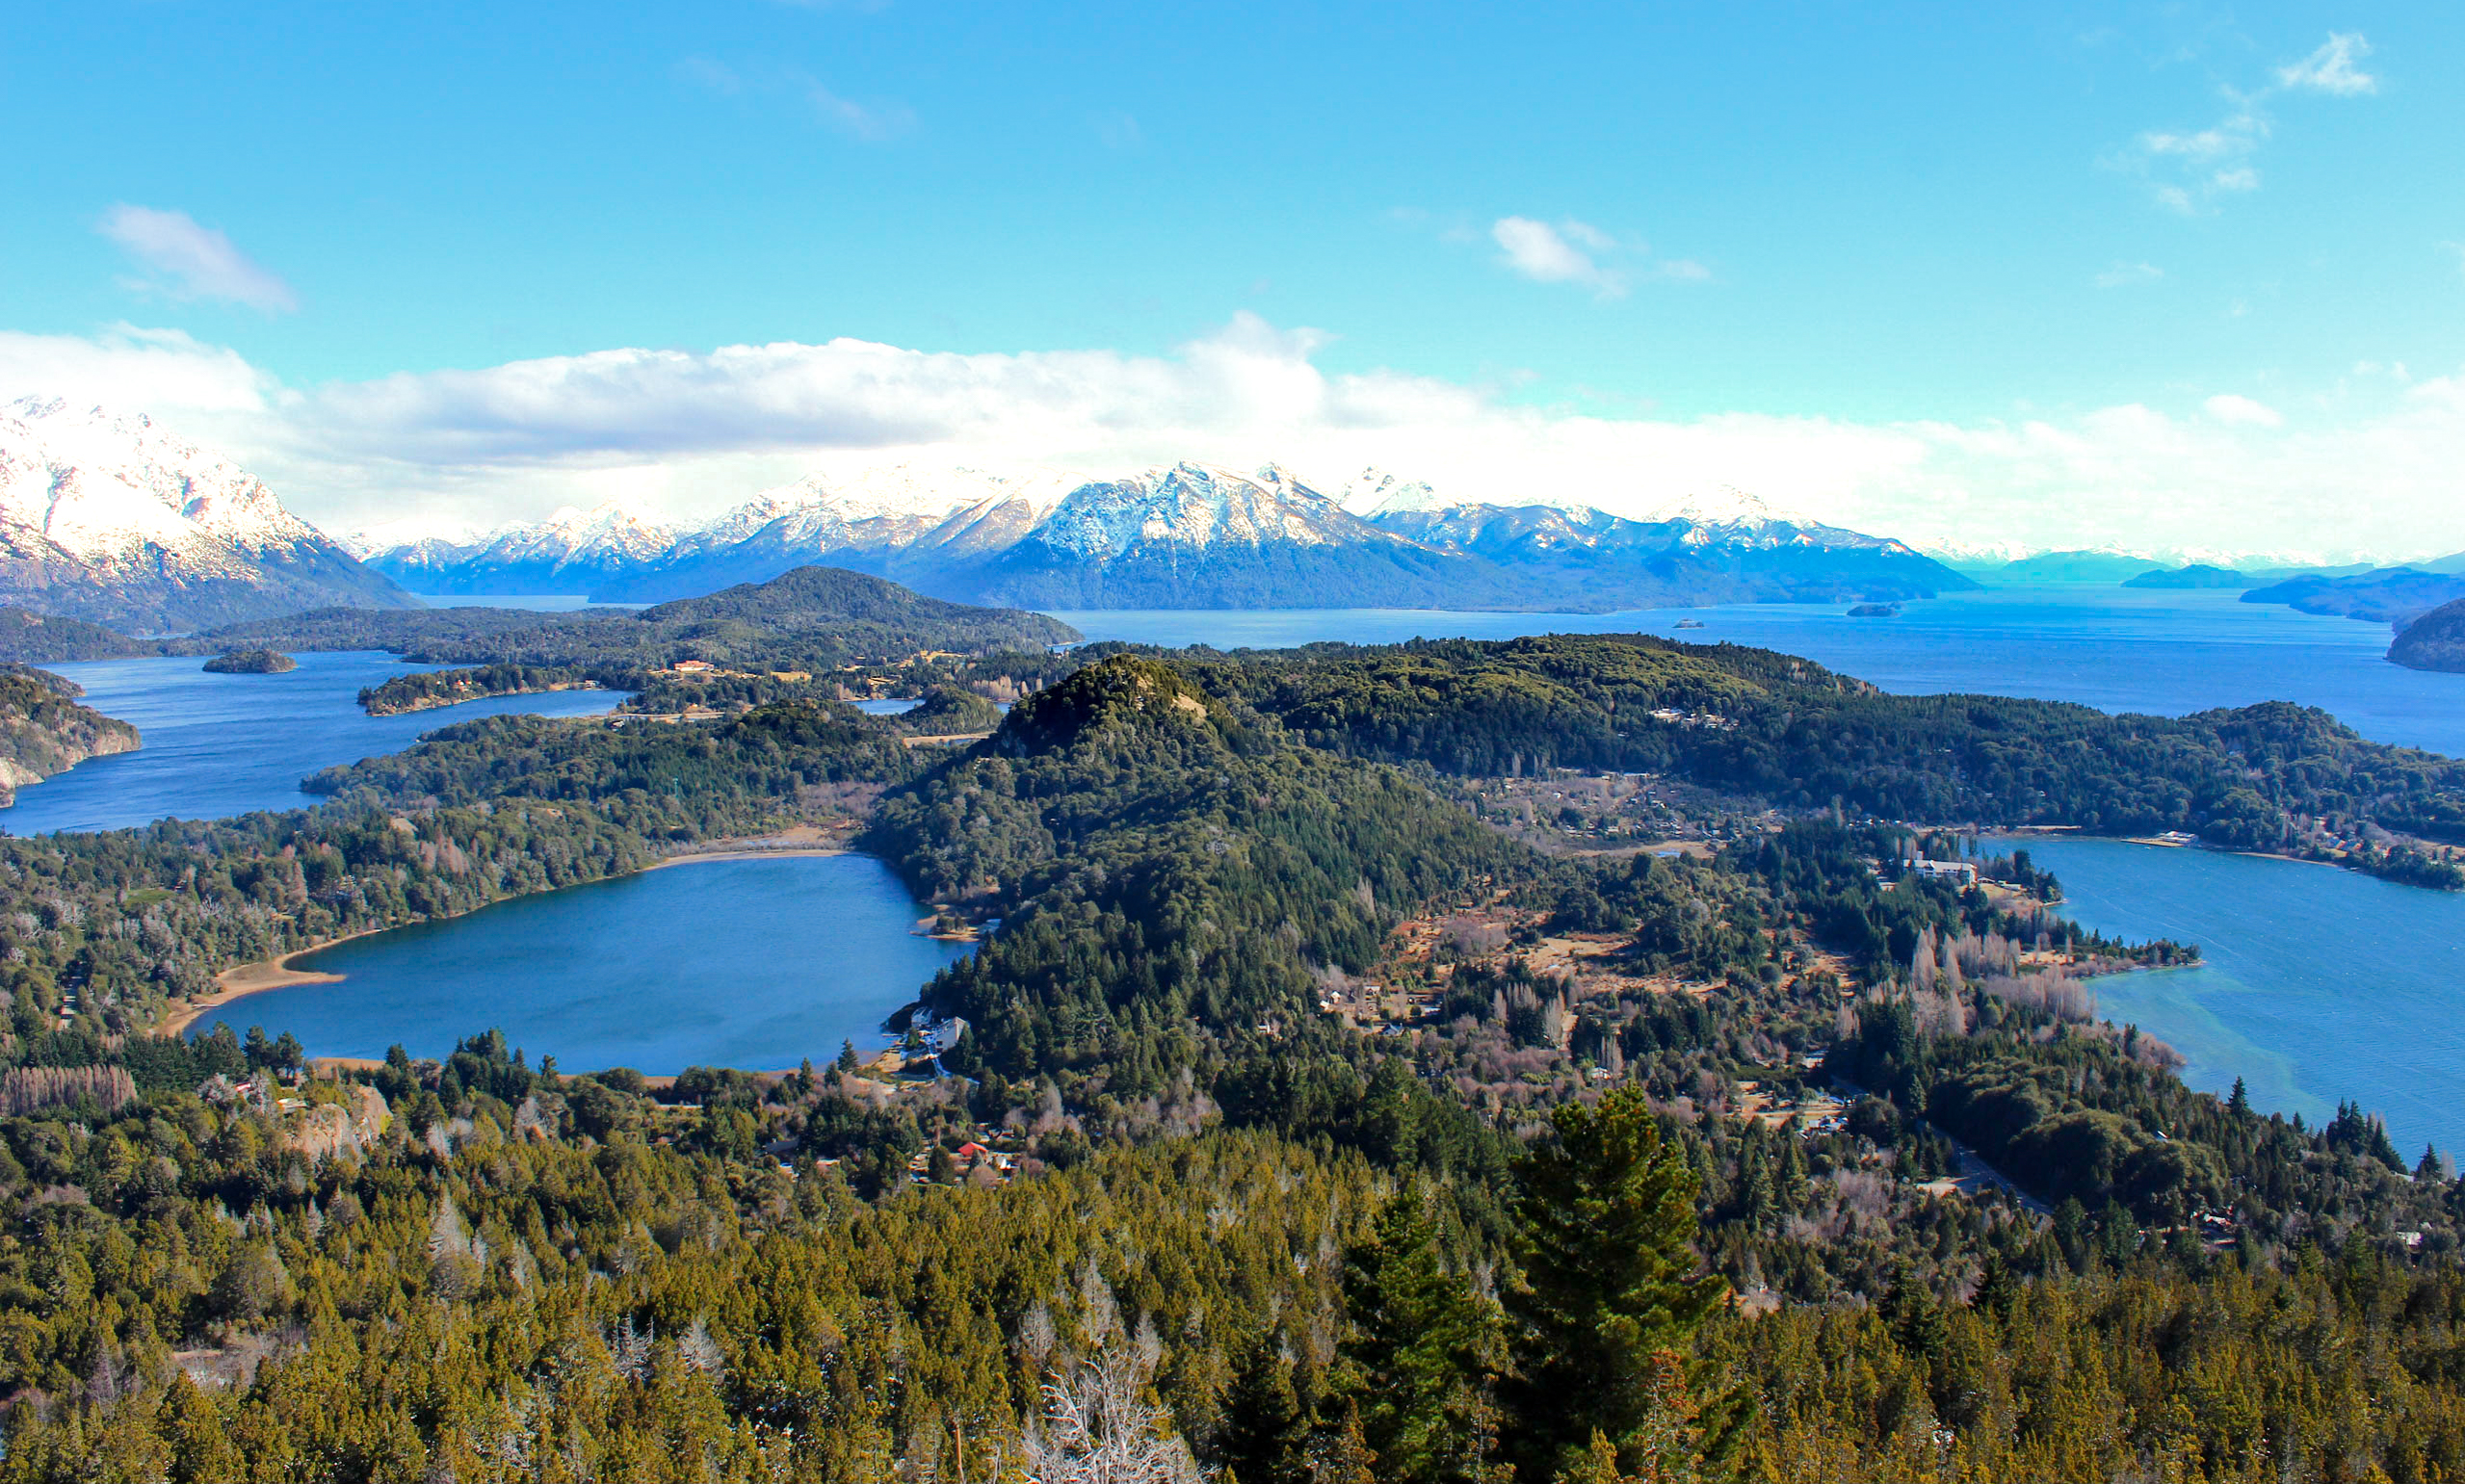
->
[8,652,621,834]
[1984,834,2465,1160]
[191,854,967,1073]
[1050,586,2465,759]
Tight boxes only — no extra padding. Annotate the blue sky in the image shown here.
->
[2,3,2459,559]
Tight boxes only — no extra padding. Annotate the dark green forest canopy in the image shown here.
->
[866,658,1527,1093]
[1175,634,2465,852]
[169,566,1080,677]
[0,644,2462,1476]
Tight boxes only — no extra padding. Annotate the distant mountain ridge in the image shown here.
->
[0,399,414,631]
[365,461,1978,611]
[2241,568,2465,627]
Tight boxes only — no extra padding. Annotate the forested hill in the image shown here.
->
[172,565,1077,679]
[0,667,141,806]
[2391,597,2465,674]
[0,607,150,664]
[5,651,2465,1475]
[866,657,1526,1087]
[635,565,1076,648]
[1184,635,2465,870]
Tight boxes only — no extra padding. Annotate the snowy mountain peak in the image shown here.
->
[0,396,410,628]
[1651,484,1820,530]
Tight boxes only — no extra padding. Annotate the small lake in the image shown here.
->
[189,854,969,1073]
[1049,586,2465,759]
[1987,834,2465,1160]
[8,651,622,835]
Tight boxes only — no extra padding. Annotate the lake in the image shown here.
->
[1049,586,2465,759]
[189,853,969,1073]
[1987,834,2465,1161]
[8,651,621,835]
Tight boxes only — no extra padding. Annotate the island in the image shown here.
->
[2123,562,2249,589]
[1846,601,1901,616]
[201,648,299,674]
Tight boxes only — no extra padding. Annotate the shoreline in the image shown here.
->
[156,830,862,1037]
[159,925,393,1037]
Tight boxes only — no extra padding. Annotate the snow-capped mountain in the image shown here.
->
[0,398,413,631]
[376,499,683,595]
[370,459,1977,612]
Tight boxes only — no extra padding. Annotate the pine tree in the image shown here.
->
[1503,1087,1725,1481]
[1334,1185,1506,1484]
[1219,1339,1307,1484]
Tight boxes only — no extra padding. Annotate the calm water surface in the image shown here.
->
[9,651,620,834]
[1987,834,2465,1159]
[1050,586,2465,758]
[191,854,966,1072]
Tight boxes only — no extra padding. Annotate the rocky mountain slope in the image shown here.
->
[0,399,415,631]
[369,460,1975,611]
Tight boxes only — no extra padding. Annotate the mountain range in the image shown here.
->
[360,461,1978,612]
[0,398,412,631]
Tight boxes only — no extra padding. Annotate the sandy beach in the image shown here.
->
[159,930,383,1037]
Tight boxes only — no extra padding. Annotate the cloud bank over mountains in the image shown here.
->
[1,313,2459,565]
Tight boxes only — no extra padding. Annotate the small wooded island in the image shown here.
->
[1846,601,1901,616]
[201,649,298,674]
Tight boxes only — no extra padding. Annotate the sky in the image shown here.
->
[2,2,2461,561]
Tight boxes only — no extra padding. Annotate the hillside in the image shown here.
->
[0,644,2460,1475]
[2122,562,2248,589]
[2242,567,2465,625]
[0,667,140,806]
[637,563,1077,647]
[2390,598,2465,673]
[181,565,1077,674]
[0,399,416,630]
[1186,634,2465,877]
[0,605,149,663]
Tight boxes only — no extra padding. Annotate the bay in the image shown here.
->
[189,854,968,1073]
[8,651,621,835]
[1049,586,2465,759]
[1985,833,2465,1160]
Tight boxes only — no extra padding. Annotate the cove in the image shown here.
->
[187,853,971,1074]
[11,651,623,835]
[1986,834,2465,1160]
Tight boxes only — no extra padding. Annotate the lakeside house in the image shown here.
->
[1902,858,1979,884]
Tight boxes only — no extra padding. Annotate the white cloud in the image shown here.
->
[2277,33,2376,95]
[95,205,298,312]
[801,77,911,141]
[9,316,2465,564]
[2203,393,2282,428]
[1491,217,1626,297]
[679,58,910,141]
[2094,261,2163,288]
[1483,218,1710,295]
[0,325,270,412]
[2120,34,2374,215]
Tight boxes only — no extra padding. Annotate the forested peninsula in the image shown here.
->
[2,615,2462,1480]
[0,666,140,808]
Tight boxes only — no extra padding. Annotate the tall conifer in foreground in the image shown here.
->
[1502,1088,1728,1482]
